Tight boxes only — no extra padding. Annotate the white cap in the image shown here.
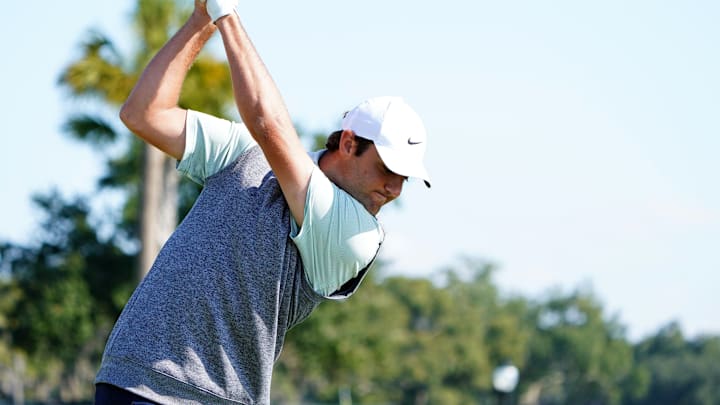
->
[341,96,431,188]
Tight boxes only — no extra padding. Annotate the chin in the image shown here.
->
[364,202,381,216]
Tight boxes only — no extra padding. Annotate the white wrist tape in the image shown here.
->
[205,0,238,23]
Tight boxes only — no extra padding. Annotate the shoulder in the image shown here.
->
[291,166,384,296]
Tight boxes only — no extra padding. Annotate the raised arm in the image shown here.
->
[210,3,315,226]
[119,1,217,160]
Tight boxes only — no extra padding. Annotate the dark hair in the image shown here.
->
[325,130,374,156]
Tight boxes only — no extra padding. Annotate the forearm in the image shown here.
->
[120,12,216,142]
[214,11,313,226]
[214,13,295,145]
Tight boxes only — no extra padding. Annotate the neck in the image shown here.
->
[318,149,343,187]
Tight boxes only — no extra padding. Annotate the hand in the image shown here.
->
[193,0,211,22]
[202,0,238,23]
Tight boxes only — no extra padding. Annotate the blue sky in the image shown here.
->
[2,1,718,341]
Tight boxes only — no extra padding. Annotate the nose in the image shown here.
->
[385,174,405,198]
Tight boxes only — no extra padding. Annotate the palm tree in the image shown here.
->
[58,0,233,281]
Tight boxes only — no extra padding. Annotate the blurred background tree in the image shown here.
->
[1,0,232,402]
[520,290,643,405]
[626,323,720,405]
[58,0,233,282]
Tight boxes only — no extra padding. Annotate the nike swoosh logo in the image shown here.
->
[408,138,423,145]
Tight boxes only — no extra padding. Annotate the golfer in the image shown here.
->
[94,0,430,403]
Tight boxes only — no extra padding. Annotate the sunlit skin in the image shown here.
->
[319,130,407,216]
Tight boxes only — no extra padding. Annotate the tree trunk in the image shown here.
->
[11,351,24,405]
[519,382,542,405]
[138,145,179,281]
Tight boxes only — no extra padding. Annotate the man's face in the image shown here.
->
[341,143,406,216]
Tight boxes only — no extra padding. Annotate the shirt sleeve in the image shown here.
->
[177,110,256,185]
[290,166,385,297]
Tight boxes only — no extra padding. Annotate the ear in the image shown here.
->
[338,129,357,157]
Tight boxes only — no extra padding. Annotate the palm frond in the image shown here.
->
[62,114,118,145]
[58,31,134,104]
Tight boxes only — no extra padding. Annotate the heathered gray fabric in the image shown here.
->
[96,146,331,404]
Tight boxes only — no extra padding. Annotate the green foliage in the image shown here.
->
[58,32,134,104]
[273,259,534,405]
[57,0,233,246]
[523,290,640,405]
[274,260,720,405]
[0,0,233,398]
[0,191,134,400]
[627,323,720,405]
[63,114,119,145]
[3,197,720,403]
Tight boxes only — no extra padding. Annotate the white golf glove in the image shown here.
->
[202,0,238,23]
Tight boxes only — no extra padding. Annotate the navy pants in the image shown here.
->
[94,383,159,404]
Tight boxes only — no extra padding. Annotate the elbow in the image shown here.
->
[119,101,140,132]
[119,100,151,137]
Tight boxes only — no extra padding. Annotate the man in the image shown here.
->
[94,0,430,403]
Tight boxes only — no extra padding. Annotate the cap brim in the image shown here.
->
[375,144,431,188]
